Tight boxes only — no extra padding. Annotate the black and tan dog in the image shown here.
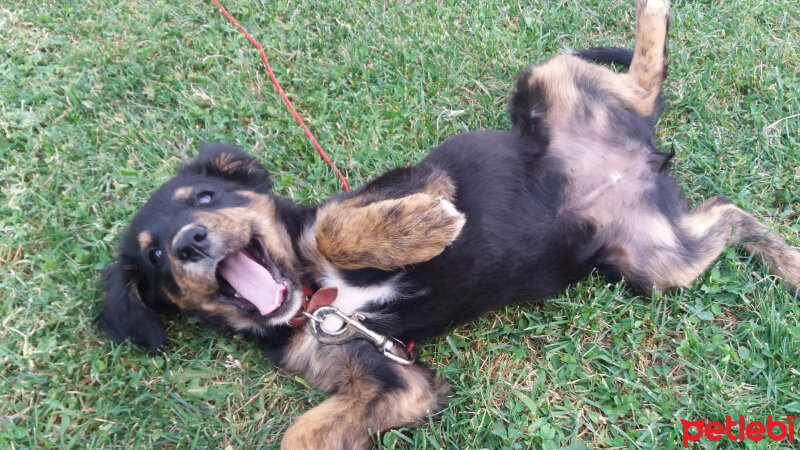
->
[99,1,800,448]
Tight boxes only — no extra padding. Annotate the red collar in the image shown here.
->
[287,285,338,327]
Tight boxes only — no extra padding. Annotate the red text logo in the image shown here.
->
[681,415,795,446]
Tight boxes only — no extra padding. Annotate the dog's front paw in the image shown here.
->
[317,193,466,270]
[422,196,467,248]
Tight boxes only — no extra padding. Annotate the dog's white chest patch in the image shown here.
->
[319,266,400,332]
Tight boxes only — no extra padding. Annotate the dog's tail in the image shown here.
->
[573,47,633,67]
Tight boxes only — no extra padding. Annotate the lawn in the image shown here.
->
[2,0,799,448]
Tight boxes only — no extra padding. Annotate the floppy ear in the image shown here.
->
[179,142,272,192]
[98,258,165,353]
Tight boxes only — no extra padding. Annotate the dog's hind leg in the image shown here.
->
[625,0,672,119]
[679,197,800,288]
[612,196,800,292]
[510,0,672,137]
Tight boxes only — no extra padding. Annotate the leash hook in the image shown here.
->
[306,306,415,365]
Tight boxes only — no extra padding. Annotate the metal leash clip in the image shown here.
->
[304,306,415,365]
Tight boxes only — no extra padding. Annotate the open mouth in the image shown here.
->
[215,238,290,316]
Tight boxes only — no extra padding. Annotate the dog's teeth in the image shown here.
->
[233,292,242,298]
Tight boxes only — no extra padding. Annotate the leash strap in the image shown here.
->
[210,0,350,192]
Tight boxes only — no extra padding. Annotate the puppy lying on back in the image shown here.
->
[99,1,800,448]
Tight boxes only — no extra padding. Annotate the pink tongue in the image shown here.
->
[218,251,285,315]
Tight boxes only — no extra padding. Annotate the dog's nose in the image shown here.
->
[173,225,210,262]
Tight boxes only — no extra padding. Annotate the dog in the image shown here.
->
[98,1,800,448]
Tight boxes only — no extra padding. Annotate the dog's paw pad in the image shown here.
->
[641,0,672,21]
[645,0,669,10]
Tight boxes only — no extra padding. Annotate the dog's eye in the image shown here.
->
[196,191,214,206]
[149,248,163,265]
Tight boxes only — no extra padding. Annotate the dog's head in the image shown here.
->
[99,143,304,352]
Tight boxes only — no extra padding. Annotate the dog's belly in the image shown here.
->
[361,125,679,340]
[547,126,684,277]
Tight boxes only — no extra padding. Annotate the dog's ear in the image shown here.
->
[180,142,273,192]
[98,257,165,353]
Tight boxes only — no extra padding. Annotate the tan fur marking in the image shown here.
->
[163,289,179,304]
[167,250,218,298]
[164,289,208,312]
[137,231,152,250]
[297,216,330,283]
[300,170,463,272]
[172,186,193,201]
[613,196,800,291]
[420,169,457,201]
[630,0,671,90]
[281,332,345,392]
[637,214,677,248]
[626,0,671,116]
[317,193,465,271]
[682,198,800,287]
[189,191,296,268]
[280,332,448,450]
[210,152,259,175]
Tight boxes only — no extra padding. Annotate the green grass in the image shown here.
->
[2,0,799,448]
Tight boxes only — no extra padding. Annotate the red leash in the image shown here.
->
[210,0,350,193]
[210,2,414,359]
